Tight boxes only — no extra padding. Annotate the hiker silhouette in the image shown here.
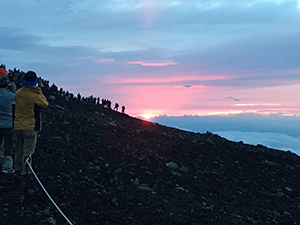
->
[114,103,119,111]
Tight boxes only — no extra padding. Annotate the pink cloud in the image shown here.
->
[235,103,281,107]
[127,60,178,67]
[97,58,115,63]
[174,84,206,91]
[105,75,231,84]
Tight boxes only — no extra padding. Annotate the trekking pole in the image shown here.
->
[24,155,31,197]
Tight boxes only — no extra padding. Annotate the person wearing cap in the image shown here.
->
[0,66,16,92]
[0,76,16,173]
[14,71,48,179]
[0,66,16,159]
[0,66,8,77]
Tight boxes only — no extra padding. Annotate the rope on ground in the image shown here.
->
[25,157,74,225]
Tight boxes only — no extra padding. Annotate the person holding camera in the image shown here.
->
[14,71,48,179]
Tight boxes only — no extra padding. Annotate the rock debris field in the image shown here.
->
[1,96,300,225]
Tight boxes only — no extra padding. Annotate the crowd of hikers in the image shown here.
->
[38,77,125,112]
[0,64,125,180]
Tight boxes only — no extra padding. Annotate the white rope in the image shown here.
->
[25,157,74,225]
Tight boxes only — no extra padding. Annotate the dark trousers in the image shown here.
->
[0,127,15,157]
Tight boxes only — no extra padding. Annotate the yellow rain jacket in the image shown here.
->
[14,85,48,130]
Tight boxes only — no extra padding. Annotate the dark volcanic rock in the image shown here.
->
[1,98,300,225]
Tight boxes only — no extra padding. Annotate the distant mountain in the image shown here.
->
[1,93,300,225]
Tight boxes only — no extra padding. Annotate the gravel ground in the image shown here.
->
[1,95,300,225]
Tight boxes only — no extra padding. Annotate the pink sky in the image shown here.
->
[57,55,300,120]
[91,71,300,119]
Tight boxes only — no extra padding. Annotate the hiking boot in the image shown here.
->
[2,168,15,174]
[2,156,15,174]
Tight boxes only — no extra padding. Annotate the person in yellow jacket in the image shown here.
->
[14,71,48,179]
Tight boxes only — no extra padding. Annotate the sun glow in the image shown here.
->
[140,113,157,120]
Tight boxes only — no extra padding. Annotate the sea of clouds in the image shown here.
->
[152,113,300,156]
[215,131,300,155]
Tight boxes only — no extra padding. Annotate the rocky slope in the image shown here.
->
[1,96,300,225]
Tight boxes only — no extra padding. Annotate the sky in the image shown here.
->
[1,0,300,153]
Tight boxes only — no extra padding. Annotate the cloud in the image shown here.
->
[225,96,240,101]
[96,58,115,63]
[127,60,178,67]
[152,113,300,137]
[152,113,300,155]
[174,84,207,91]
[0,27,42,51]
[216,131,300,155]
[235,103,281,106]
[103,75,213,90]
[174,84,192,88]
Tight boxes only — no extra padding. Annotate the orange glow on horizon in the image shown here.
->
[140,113,157,120]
